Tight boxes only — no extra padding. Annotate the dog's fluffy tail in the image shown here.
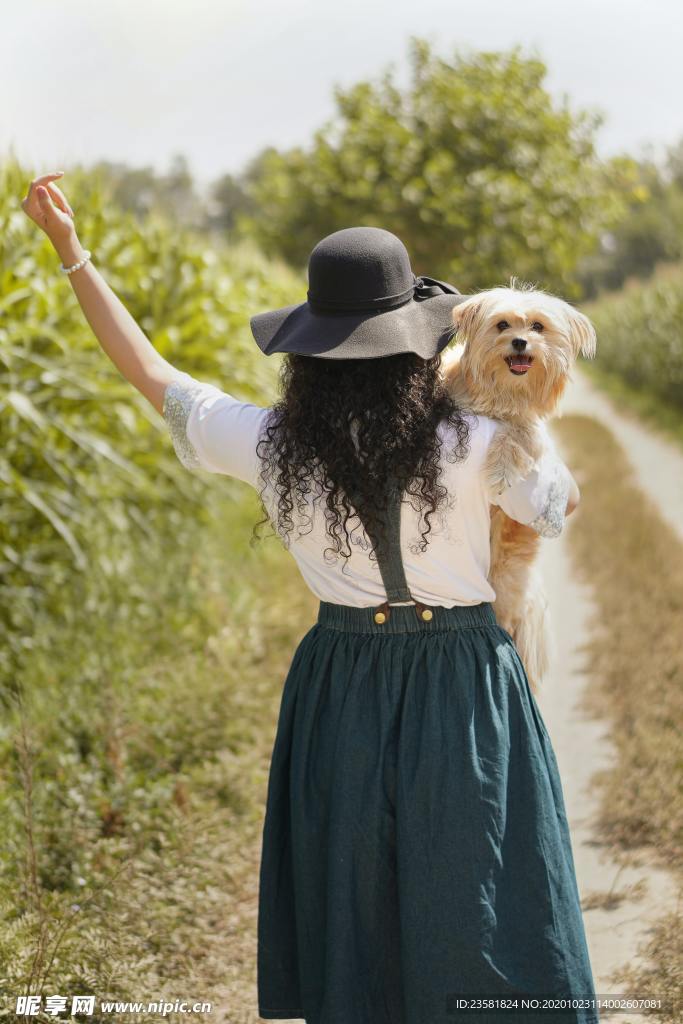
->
[514,565,556,693]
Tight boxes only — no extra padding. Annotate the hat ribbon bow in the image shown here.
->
[413,275,460,300]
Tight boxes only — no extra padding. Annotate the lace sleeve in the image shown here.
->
[490,445,572,539]
[162,373,209,470]
[526,456,572,538]
[161,371,270,486]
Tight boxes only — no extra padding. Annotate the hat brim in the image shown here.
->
[250,292,468,360]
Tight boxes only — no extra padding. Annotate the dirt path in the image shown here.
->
[557,368,683,544]
[538,367,681,1020]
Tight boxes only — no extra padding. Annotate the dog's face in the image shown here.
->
[449,286,597,416]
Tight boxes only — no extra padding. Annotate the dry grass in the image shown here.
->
[554,414,683,1019]
[0,494,319,1024]
[123,532,320,1024]
[185,542,319,1024]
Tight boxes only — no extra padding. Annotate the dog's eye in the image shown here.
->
[496,320,510,331]
[531,321,544,332]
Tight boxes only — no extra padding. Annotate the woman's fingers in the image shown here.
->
[35,171,64,185]
[25,176,77,246]
[21,170,77,250]
[36,186,58,226]
[21,171,77,240]
[21,172,65,215]
[25,171,64,199]
[46,180,75,218]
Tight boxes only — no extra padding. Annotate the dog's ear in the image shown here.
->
[451,295,483,342]
[566,306,597,359]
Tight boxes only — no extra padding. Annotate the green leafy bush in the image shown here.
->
[587,263,683,410]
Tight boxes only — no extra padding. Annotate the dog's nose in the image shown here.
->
[511,337,527,351]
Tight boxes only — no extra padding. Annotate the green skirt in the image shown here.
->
[257,601,599,1024]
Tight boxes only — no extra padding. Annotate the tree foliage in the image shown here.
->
[578,141,683,298]
[231,38,630,296]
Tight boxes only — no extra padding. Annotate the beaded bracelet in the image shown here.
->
[60,249,92,275]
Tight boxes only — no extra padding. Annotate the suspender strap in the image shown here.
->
[344,479,434,623]
[362,483,412,604]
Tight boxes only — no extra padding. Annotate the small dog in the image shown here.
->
[440,282,596,692]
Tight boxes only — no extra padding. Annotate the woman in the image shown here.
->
[23,173,598,1024]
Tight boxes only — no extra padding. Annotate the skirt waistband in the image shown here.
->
[316,600,499,635]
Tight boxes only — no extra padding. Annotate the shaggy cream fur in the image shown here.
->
[440,282,596,691]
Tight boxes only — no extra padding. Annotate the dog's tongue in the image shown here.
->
[501,358,532,378]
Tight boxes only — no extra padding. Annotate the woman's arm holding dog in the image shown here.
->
[21,172,184,415]
[487,417,580,530]
[490,438,579,537]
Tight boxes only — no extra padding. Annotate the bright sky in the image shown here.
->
[4,0,682,194]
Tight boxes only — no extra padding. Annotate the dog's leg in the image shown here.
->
[483,424,538,496]
[489,509,549,693]
[511,567,555,694]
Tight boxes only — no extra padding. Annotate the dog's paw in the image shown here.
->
[508,438,537,475]
[486,465,516,497]
[484,444,536,495]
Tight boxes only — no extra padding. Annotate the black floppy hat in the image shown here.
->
[249,226,465,360]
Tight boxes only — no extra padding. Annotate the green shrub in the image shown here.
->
[587,263,683,410]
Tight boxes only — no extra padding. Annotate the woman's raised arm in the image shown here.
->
[21,171,184,415]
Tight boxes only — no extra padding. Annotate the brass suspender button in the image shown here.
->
[421,608,433,621]
[373,602,390,624]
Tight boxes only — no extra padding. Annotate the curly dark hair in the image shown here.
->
[251,351,472,569]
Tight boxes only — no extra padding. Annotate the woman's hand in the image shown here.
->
[20,169,182,414]
[21,171,79,259]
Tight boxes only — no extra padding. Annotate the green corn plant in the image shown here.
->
[0,155,307,1014]
[0,156,303,694]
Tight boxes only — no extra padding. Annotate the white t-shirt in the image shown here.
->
[162,371,571,608]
